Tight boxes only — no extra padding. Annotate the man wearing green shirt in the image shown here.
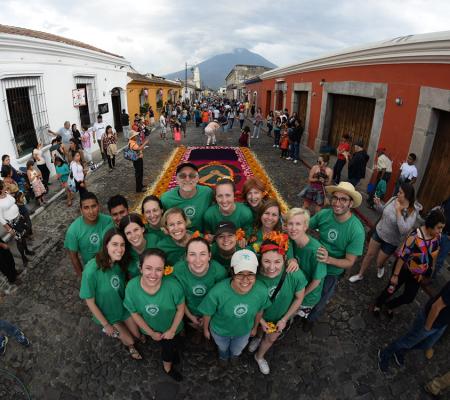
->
[161,163,213,232]
[107,194,129,228]
[306,182,365,328]
[64,192,114,278]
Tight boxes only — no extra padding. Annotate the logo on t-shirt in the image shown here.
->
[184,206,196,218]
[327,229,338,242]
[192,284,207,296]
[268,286,277,297]
[89,233,100,245]
[234,303,248,318]
[110,275,120,290]
[145,304,159,317]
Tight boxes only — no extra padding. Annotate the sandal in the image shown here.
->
[128,345,142,360]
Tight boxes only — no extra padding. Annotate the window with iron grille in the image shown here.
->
[74,76,98,127]
[2,76,50,158]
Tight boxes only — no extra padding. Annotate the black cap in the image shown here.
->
[354,140,364,148]
[97,114,102,119]
[215,221,237,236]
[176,162,198,175]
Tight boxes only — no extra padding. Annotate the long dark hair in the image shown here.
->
[399,182,415,214]
[95,228,130,273]
[252,199,282,235]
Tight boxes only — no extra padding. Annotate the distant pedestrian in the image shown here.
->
[148,106,155,127]
[32,142,50,190]
[287,119,303,164]
[279,125,289,158]
[368,147,393,206]
[227,108,236,130]
[173,122,182,146]
[103,125,118,171]
[266,111,274,137]
[48,120,72,145]
[347,140,369,187]
[93,115,108,161]
[394,153,418,195]
[54,156,73,207]
[159,112,167,139]
[332,133,351,184]
[128,131,149,193]
[273,116,281,148]
[252,108,263,139]
[26,160,46,206]
[238,109,245,130]
[238,126,250,147]
[205,121,221,146]
[179,110,188,138]
[120,109,130,139]
[70,151,87,196]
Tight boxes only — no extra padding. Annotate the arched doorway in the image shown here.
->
[111,87,122,132]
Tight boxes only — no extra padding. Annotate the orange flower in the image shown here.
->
[266,322,277,334]
[191,230,201,239]
[164,266,174,276]
[235,228,246,240]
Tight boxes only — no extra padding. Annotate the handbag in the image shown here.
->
[123,144,138,161]
[68,172,77,193]
[9,215,29,240]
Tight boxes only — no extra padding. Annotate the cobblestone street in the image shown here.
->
[0,121,448,400]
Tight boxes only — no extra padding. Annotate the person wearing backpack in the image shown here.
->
[128,131,149,193]
[373,209,446,319]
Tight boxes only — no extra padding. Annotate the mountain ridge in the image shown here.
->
[164,48,277,90]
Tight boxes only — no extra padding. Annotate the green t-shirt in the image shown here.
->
[198,278,271,337]
[289,236,327,307]
[172,260,228,316]
[156,233,193,266]
[257,269,307,322]
[211,243,242,269]
[127,232,166,278]
[64,213,114,265]
[123,276,184,334]
[309,208,365,276]
[79,259,129,325]
[161,185,213,231]
[203,202,254,234]
[144,225,166,246]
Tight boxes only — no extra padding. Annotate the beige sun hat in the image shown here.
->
[325,181,362,208]
[129,130,139,139]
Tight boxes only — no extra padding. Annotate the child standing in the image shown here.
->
[54,157,73,206]
[173,122,182,146]
[160,112,167,139]
[273,116,282,148]
[239,126,251,147]
[80,126,93,166]
[279,124,289,158]
[26,159,46,205]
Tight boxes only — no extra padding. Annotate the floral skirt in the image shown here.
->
[31,178,46,197]
[303,183,325,206]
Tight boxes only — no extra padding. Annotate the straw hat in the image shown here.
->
[129,130,139,139]
[325,182,362,208]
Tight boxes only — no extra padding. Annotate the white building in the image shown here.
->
[0,24,130,167]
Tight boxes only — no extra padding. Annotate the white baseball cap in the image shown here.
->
[230,249,258,274]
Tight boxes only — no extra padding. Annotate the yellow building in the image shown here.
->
[126,72,181,119]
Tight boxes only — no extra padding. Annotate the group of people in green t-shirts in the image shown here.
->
[64,161,366,381]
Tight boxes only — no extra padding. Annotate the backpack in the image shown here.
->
[123,144,138,161]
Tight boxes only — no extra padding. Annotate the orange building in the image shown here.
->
[245,32,450,211]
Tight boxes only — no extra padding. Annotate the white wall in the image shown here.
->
[0,34,130,167]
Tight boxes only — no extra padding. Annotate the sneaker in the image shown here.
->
[372,306,381,318]
[425,348,434,360]
[349,274,364,283]
[272,144,277,147]
[0,336,8,355]
[248,336,262,353]
[293,160,298,164]
[286,157,292,160]
[393,352,405,367]
[377,267,385,279]
[377,349,389,373]
[254,355,270,375]
[15,330,30,347]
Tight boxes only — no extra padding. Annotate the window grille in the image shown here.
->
[74,76,98,125]
[1,76,50,158]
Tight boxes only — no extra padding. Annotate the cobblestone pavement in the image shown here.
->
[0,121,448,400]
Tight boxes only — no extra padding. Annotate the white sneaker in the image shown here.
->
[248,336,262,353]
[254,355,270,375]
[286,157,292,160]
[293,160,298,164]
[377,267,385,279]
[272,144,276,147]
[349,274,363,283]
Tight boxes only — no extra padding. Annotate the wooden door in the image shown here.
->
[294,91,308,126]
[265,90,272,116]
[328,94,375,149]
[418,110,450,213]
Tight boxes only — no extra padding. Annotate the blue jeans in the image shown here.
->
[211,330,250,360]
[435,234,450,276]
[0,320,22,340]
[290,142,300,160]
[252,125,261,138]
[308,275,339,322]
[228,118,234,129]
[379,309,447,365]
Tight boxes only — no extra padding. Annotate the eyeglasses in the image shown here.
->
[234,273,256,281]
[178,173,198,179]
[331,195,351,204]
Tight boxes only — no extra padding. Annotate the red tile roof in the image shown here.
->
[0,24,124,58]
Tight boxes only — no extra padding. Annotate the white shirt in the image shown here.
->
[93,122,107,140]
[0,194,19,225]
[159,115,166,127]
[377,154,393,173]
[32,148,46,165]
[400,163,418,180]
[213,109,220,119]
[58,127,72,144]
[70,161,84,182]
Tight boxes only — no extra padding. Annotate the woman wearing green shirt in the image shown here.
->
[119,213,161,279]
[141,195,166,241]
[249,238,307,375]
[124,249,185,381]
[198,249,271,364]
[80,228,142,360]
[242,177,269,218]
[203,178,254,235]
[157,208,196,266]
[211,221,242,269]
[173,237,228,342]
[247,199,282,248]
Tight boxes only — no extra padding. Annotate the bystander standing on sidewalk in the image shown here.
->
[287,119,303,164]
[120,109,130,139]
[48,121,72,145]
[332,134,351,184]
[393,153,418,195]
[347,140,369,187]
[93,115,107,161]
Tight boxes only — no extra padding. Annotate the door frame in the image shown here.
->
[315,81,387,174]
[409,86,450,191]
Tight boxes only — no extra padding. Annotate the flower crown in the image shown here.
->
[260,231,289,255]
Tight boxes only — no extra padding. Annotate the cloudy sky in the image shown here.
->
[1,0,449,74]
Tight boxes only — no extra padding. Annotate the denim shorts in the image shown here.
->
[372,230,398,255]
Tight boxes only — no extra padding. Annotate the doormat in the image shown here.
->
[144,146,288,211]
